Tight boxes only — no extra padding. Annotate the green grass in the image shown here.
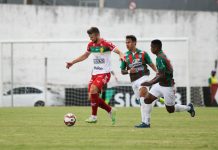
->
[0,107,218,150]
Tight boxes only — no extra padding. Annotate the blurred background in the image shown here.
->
[0,0,217,107]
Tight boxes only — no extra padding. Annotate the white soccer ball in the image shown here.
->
[64,113,76,126]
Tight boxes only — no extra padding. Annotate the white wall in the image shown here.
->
[0,4,217,87]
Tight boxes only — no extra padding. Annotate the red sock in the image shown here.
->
[90,93,99,116]
[98,98,111,113]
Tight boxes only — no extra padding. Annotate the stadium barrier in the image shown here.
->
[65,86,205,107]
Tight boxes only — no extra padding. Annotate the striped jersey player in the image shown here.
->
[66,27,125,124]
[120,35,157,128]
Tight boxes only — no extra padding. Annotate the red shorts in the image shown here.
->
[88,73,111,93]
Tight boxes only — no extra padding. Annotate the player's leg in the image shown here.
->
[140,86,153,125]
[132,76,153,128]
[144,83,162,104]
[138,76,160,127]
[163,86,195,117]
[85,76,99,123]
[137,83,162,128]
[135,86,153,128]
[101,84,107,100]
[95,74,112,113]
[91,73,116,124]
[131,82,143,127]
[142,92,158,127]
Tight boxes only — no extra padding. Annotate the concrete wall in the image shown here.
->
[0,4,218,87]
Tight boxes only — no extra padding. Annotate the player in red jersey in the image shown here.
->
[66,27,125,124]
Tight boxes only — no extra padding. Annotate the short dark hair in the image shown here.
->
[126,35,137,43]
[212,70,216,75]
[87,27,100,35]
[151,39,162,49]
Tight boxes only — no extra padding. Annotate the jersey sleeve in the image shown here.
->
[120,56,127,70]
[156,57,166,72]
[86,42,92,52]
[144,52,152,64]
[105,41,116,51]
[120,61,127,70]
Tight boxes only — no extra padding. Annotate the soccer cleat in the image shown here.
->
[187,103,195,117]
[134,122,150,128]
[111,108,117,125]
[85,116,97,123]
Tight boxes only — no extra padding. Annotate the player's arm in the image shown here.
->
[144,52,157,73]
[66,51,90,69]
[120,56,136,75]
[141,57,166,86]
[113,47,125,61]
[121,61,128,75]
[141,72,164,86]
[106,40,125,61]
[120,57,139,75]
[121,70,129,75]
[208,78,212,86]
[120,58,128,75]
[122,67,138,75]
[149,63,157,73]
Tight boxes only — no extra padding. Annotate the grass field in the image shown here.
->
[0,107,218,150]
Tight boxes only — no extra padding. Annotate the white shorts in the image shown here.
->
[131,76,149,99]
[149,83,176,106]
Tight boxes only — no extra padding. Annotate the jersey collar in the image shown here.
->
[127,48,140,54]
[157,50,163,55]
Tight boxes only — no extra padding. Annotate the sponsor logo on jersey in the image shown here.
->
[94,66,103,70]
[93,58,105,64]
[129,59,142,68]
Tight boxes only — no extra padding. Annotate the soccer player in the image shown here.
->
[66,27,125,124]
[120,35,157,128]
[141,39,195,127]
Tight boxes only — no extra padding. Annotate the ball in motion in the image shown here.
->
[64,113,76,126]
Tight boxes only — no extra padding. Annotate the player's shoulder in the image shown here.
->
[156,54,166,63]
[87,41,94,47]
[100,38,112,45]
[124,51,131,56]
[157,51,167,59]
[121,51,130,60]
[156,54,164,59]
[137,48,148,54]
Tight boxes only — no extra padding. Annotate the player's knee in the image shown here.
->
[144,98,152,104]
[167,110,174,113]
[144,93,156,104]
[139,87,148,97]
[166,107,175,113]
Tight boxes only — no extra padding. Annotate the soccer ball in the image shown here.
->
[64,113,76,126]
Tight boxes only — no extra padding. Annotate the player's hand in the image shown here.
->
[130,67,137,73]
[141,81,152,86]
[120,55,125,62]
[66,62,73,69]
